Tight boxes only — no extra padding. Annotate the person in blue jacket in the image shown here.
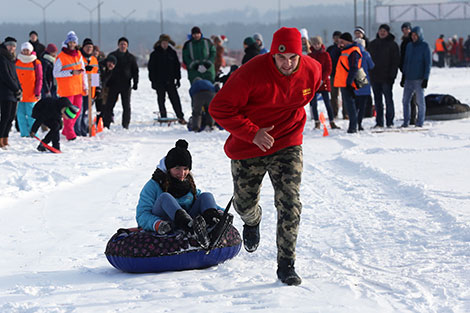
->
[354,38,375,131]
[401,26,431,128]
[136,139,224,234]
[189,77,216,131]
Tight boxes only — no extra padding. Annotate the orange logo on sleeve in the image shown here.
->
[302,88,312,96]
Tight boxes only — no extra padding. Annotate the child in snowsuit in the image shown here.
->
[136,139,224,235]
[30,97,79,152]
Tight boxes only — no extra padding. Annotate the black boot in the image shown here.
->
[243,223,260,253]
[174,209,193,232]
[277,258,302,286]
[202,208,223,227]
[37,143,47,152]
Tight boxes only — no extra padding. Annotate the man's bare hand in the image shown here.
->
[253,126,275,152]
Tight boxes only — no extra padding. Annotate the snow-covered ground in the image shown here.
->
[0,67,469,313]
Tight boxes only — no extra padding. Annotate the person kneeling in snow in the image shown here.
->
[136,139,224,238]
[30,97,79,152]
[189,77,215,132]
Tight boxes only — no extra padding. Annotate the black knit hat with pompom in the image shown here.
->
[165,139,192,170]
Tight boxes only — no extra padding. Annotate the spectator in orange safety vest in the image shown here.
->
[435,34,446,68]
[16,42,43,137]
[53,31,88,141]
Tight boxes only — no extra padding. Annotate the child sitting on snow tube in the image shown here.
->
[136,139,224,241]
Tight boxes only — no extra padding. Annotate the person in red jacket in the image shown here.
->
[209,27,322,286]
[308,36,340,130]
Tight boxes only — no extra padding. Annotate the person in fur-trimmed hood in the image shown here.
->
[136,139,224,236]
[210,27,322,286]
[0,37,22,149]
[148,34,186,124]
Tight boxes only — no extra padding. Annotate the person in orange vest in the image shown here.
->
[53,31,88,141]
[75,38,98,136]
[16,42,43,137]
[435,34,446,68]
[334,32,362,133]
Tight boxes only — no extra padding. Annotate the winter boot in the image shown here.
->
[37,143,47,152]
[202,208,224,227]
[192,215,210,249]
[242,223,260,253]
[0,138,5,149]
[174,209,194,232]
[314,121,321,129]
[330,121,340,129]
[277,258,302,286]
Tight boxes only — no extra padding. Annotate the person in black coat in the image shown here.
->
[399,22,417,125]
[326,31,344,119]
[30,97,79,152]
[104,37,139,129]
[241,37,260,65]
[95,55,117,122]
[29,31,46,58]
[0,37,22,149]
[368,24,400,127]
[148,34,186,124]
[40,43,58,98]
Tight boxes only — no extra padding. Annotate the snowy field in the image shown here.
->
[0,67,469,313]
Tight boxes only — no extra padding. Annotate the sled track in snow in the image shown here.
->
[300,137,470,313]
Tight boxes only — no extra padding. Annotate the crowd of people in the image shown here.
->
[0,23,443,151]
[434,33,470,68]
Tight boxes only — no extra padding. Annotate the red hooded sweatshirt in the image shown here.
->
[209,53,322,160]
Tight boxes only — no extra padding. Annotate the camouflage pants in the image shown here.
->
[231,145,303,261]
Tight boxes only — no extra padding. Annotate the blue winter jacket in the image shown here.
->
[189,78,215,98]
[136,157,223,231]
[355,45,375,96]
[403,27,432,81]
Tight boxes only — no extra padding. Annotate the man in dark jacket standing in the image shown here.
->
[399,22,417,125]
[368,24,400,128]
[148,34,186,124]
[104,37,139,129]
[402,26,431,128]
[29,30,46,58]
[0,37,22,149]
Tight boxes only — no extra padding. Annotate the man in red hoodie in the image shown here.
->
[210,27,321,286]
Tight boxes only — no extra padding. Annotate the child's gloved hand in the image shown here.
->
[156,220,172,235]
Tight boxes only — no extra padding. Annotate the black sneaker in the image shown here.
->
[277,258,302,286]
[243,223,260,253]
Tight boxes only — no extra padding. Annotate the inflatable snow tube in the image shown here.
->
[105,225,241,273]
[425,94,470,121]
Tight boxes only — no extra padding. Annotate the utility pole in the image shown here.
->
[354,0,357,27]
[97,1,103,48]
[28,0,56,43]
[160,0,163,34]
[113,9,136,37]
[77,1,99,38]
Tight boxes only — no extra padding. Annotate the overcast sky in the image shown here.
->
[1,0,343,23]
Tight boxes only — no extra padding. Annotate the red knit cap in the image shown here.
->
[270,27,302,56]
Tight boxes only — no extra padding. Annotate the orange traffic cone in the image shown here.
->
[319,112,329,137]
[91,124,96,137]
[97,117,104,133]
